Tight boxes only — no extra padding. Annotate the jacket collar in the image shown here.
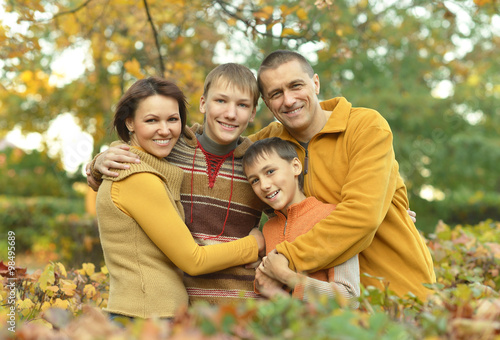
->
[319,97,351,134]
[275,97,351,144]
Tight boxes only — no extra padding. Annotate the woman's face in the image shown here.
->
[126,95,182,158]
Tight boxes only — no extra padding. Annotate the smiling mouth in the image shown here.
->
[283,107,302,115]
[219,122,238,129]
[154,139,171,145]
[266,190,280,199]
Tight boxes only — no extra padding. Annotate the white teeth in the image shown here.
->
[286,108,301,114]
[266,190,279,199]
[220,122,236,128]
[154,140,170,145]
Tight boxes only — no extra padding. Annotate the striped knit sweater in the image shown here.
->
[166,124,268,305]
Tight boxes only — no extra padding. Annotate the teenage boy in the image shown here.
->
[87,64,268,305]
[242,137,360,304]
[251,50,435,300]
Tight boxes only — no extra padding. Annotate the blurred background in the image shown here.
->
[1,0,499,270]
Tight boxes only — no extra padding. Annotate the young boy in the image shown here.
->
[242,137,360,303]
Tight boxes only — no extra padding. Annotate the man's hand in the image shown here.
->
[407,209,416,223]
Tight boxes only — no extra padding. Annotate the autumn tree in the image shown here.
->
[1,0,499,230]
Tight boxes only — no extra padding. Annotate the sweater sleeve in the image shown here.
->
[294,255,360,307]
[276,124,397,272]
[112,173,258,276]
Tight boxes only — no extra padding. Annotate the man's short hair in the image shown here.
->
[203,63,259,108]
[257,50,314,95]
[243,137,304,190]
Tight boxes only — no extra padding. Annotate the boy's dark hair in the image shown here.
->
[242,137,304,190]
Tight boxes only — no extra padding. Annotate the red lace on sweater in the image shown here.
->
[190,140,235,239]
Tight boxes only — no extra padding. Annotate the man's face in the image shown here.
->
[200,81,256,145]
[260,60,323,141]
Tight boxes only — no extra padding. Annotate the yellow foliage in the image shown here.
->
[296,8,308,21]
[38,263,56,291]
[78,263,96,276]
[17,298,35,317]
[46,285,60,295]
[84,284,97,299]
[52,298,69,310]
[281,28,299,37]
[61,279,77,297]
[59,15,80,36]
[370,22,382,33]
[56,262,67,277]
[474,0,493,5]
[41,301,52,312]
[101,266,109,275]
[124,58,144,79]
[254,6,274,20]
[467,74,480,86]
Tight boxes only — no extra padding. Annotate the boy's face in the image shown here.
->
[245,150,304,216]
[200,80,256,145]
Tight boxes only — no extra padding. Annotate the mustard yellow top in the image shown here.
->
[96,147,258,318]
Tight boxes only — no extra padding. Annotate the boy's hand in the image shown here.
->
[255,268,288,298]
[258,249,290,281]
[85,163,102,192]
[96,144,140,177]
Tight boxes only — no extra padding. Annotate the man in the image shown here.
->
[251,50,435,300]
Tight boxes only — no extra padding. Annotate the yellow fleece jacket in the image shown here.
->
[250,97,436,300]
[96,147,258,318]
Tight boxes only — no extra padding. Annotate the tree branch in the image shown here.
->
[143,0,165,77]
[52,0,94,19]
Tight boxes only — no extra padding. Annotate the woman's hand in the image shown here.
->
[407,209,416,223]
[249,228,266,257]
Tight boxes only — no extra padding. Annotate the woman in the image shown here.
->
[96,77,264,319]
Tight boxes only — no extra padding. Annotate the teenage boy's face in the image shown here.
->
[245,151,303,216]
[200,81,256,145]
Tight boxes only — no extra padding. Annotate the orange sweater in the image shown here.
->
[262,196,359,301]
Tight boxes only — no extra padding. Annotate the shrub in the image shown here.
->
[1,220,499,339]
[0,196,103,268]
